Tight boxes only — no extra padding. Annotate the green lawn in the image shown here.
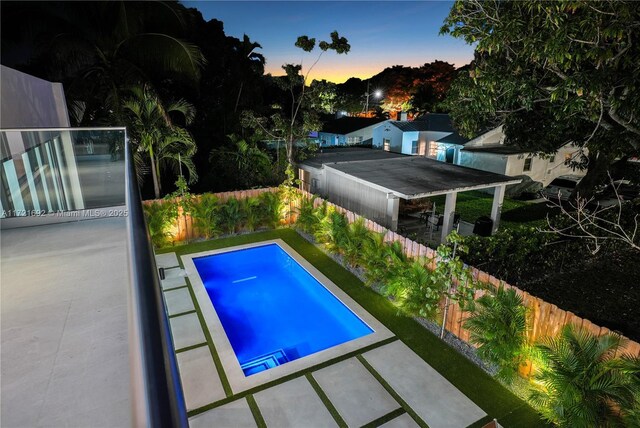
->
[430,191,558,229]
[158,229,547,427]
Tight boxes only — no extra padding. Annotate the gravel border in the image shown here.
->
[295,228,498,377]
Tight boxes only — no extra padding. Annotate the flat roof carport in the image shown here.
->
[324,156,521,241]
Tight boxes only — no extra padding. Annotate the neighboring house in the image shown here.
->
[372,113,584,189]
[372,114,462,157]
[318,117,390,147]
[459,126,583,188]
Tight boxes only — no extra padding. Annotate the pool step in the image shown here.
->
[241,349,289,376]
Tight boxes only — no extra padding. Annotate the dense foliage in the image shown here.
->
[465,286,530,383]
[442,0,640,197]
[529,325,640,427]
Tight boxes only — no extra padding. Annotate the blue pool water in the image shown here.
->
[193,243,373,376]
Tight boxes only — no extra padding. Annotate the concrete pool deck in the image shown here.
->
[158,249,488,428]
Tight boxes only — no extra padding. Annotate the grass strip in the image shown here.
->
[360,407,406,428]
[466,415,495,428]
[168,309,197,319]
[357,355,429,428]
[187,336,398,417]
[175,342,207,354]
[306,373,348,428]
[162,284,189,292]
[246,395,267,428]
[183,276,233,397]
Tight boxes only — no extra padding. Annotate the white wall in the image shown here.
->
[505,145,585,186]
[1,65,70,128]
[458,151,508,175]
[373,122,404,152]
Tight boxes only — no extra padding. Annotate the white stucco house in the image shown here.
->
[317,117,390,147]
[372,113,584,190]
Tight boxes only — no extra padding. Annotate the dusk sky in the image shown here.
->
[183,1,475,83]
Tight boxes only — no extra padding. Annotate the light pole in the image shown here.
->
[363,81,382,114]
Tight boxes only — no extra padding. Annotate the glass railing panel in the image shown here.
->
[0,128,125,218]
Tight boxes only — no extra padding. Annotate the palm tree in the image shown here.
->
[233,34,265,113]
[122,85,197,199]
[529,324,639,427]
[387,261,432,313]
[464,286,529,383]
[342,218,374,267]
[3,1,205,124]
[210,135,272,188]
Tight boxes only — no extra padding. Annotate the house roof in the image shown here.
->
[436,133,469,145]
[320,117,388,135]
[390,113,456,133]
[324,155,521,199]
[300,147,405,169]
[462,145,532,155]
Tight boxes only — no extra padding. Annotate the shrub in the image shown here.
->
[218,198,244,234]
[295,196,317,233]
[259,191,282,229]
[342,218,374,267]
[314,208,349,254]
[464,285,529,383]
[143,200,178,248]
[388,260,436,315]
[189,194,220,239]
[243,197,262,232]
[529,325,640,427]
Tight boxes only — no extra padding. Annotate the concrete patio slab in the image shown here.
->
[254,376,337,428]
[156,252,180,268]
[313,358,400,427]
[363,341,486,428]
[165,287,195,316]
[1,218,131,427]
[177,346,226,411]
[189,397,256,428]
[379,413,420,428]
[170,313,206,350]
[161,276,188,290]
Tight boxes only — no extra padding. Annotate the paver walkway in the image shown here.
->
[157,251,487,428]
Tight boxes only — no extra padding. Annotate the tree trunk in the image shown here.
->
[150,150,160,199]
[572,151,614,200]
[234,81,244,113]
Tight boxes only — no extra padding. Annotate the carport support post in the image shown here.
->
[386,193,400,231]
[490,184,506,234]
[440,191,457,243]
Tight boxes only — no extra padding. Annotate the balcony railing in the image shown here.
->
[0,127,188,427]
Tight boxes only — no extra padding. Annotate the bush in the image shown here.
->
[529,325,640,427]
[259,191,282,229]
[189,194,220,239]
[218,198,244,234]
[464,285,529,383]
[143,200,178,247]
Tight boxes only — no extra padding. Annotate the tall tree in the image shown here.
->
[1,1,205,125]
[441,0,640,197]
[122,85,197,199]
[242,31,350,166]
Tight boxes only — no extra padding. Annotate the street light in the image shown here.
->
[363,81,383,113]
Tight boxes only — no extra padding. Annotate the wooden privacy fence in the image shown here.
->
[144,187,640,358]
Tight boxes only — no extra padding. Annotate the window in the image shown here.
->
[411,140,418,154]
[549,155,555,163]
[347,136,363,145]
[383,139,390,152]
[428,142,438,157]
[523,157,532,172]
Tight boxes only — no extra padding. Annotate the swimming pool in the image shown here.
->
[193,243,374,376]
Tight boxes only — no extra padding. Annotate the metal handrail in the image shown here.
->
[125,138,188,427]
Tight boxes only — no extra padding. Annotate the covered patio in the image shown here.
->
[323,156,521,242]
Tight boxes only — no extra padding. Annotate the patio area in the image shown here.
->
[0,218,131,427]
[155,230,544,427]
[157,250,486,428]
